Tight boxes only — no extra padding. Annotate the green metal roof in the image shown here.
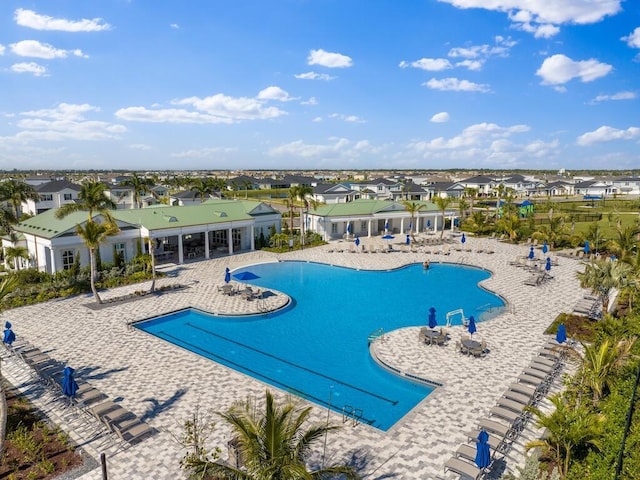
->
[309,199,439,217]
[15,199,267,239]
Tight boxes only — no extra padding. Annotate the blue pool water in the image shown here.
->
[137,261,505,430]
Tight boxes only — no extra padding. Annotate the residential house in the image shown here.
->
[574,180,616,197]
[311,183,359,204]
[611,177,640,195]
[22,180,82,216]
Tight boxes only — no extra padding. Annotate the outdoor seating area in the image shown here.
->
[456,334,487,357]
[444,342,566,478]
[217,284,263,301]
[2,340,156,450]
[419,327,448,346]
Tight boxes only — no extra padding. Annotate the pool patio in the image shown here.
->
[2,236,587,479]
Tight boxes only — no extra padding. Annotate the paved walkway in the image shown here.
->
[1,236,588,479]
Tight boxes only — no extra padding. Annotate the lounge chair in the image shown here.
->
[496,398,527,414]
[112,420,155,446]
[489,406,522,424]
[507,382,536,399]
[477,418,511,438]
[444,456,482,480]
[502,390,531,406]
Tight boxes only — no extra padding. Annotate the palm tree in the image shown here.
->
[606,225,639,263]
[0,275,18,457]
[526,394,605,477]
[4,246,29,270]
[433,196,452,239]
[496,212,521,243]
[121,173,155,209]
[0,179,39,220]
[577,259,633,313]
[574,337,637,404]
[0,206,17,237]
[191,390,359,480]
[55,180,116,222]
[294,185,313,244]
[286,188,298,233]
[190,178,217,203]
[402,201,425,241]
[585,222,606,254]
[75,220,120,304]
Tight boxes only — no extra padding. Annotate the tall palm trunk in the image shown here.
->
[89,247,103,304]
[148,237,156,293]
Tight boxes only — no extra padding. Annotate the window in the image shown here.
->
[360,221,367,232]
[61,250,75,270]
[331,223,338,234]
[41,194,53,202]
[63,193,73,201]
[114,243,126,261]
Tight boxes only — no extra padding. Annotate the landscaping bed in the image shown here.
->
[0,384,86,479]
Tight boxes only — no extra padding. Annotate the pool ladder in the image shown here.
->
[342,405,363,427]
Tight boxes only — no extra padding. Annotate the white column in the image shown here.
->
[49,247,56,273]
[367,220,372,237]
[400,218,405,234]
[228,227,233,254]
[178,235,184,264]
[204,229,210,259]
[250,225,255,251]
[450,215,455,231]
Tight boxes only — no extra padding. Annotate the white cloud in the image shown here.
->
[10,40,87,59]
[129,144,152,150]
[11,62,47,76]
[328,113,365,123]
[536,54,612,85]
[439,0,621,38]
[399,58,452,71]
[430,112,450,123]
[0,44,5,55]
[591,91,637,103]
[3,103,126,142]
[269,137,379,160]
[307,49,353,68]
[576,126,640,145]
[257,86,294,102]
[294,71,336,80]
[14,8,111,32]
[301,97,318,106]
[170,23,180,30]
[405,122,555,166]
[116,91,288,124]
[622,27,640,48]
[423,77,490,92]
[171,147,237,158]
[455,59,483,71]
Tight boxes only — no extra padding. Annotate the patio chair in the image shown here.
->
[444,456,482,480]
[502,390,531,406]
[489,406,522,424]
[477,418,512,438]
[496,398,527,414]
[112,420,156,446]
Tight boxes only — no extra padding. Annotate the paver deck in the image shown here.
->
[1,236,588,479]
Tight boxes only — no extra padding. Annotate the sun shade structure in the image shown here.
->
[233,271,260,282]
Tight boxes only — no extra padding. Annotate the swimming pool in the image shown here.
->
[137,261,505,430]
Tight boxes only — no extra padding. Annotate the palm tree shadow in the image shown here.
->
[310,448,399,479]
[139,388,188,422]
[74,365,129,381]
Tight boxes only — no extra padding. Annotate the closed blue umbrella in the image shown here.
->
[224,267,231,284]
[584,241,590,254]
[346,222,351,235]
[406,234,410,245]
[428,307,437,329]
[475,430,491,469]
[384,220,389,232]
[354,236,360,247]
[62,366,79,404]
[3,325,15,346]
[426,219,431,229]
[556,323,567,344]
[545,257,552,272]
[542,241,548,254]
[468,316,477,336]
[528,246,535,260]
[233,271,260,282]
[461,233,466,244]
[408,221,412,231]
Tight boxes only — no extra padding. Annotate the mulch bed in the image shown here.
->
[0,384,85,479]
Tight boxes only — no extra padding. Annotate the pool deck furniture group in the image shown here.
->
[1,234,589,479]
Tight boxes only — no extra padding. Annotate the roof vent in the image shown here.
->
[163,215,178,222]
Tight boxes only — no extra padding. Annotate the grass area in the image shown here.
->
[0,384,84,479]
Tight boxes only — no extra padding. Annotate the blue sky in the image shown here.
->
[0,0,638,171]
